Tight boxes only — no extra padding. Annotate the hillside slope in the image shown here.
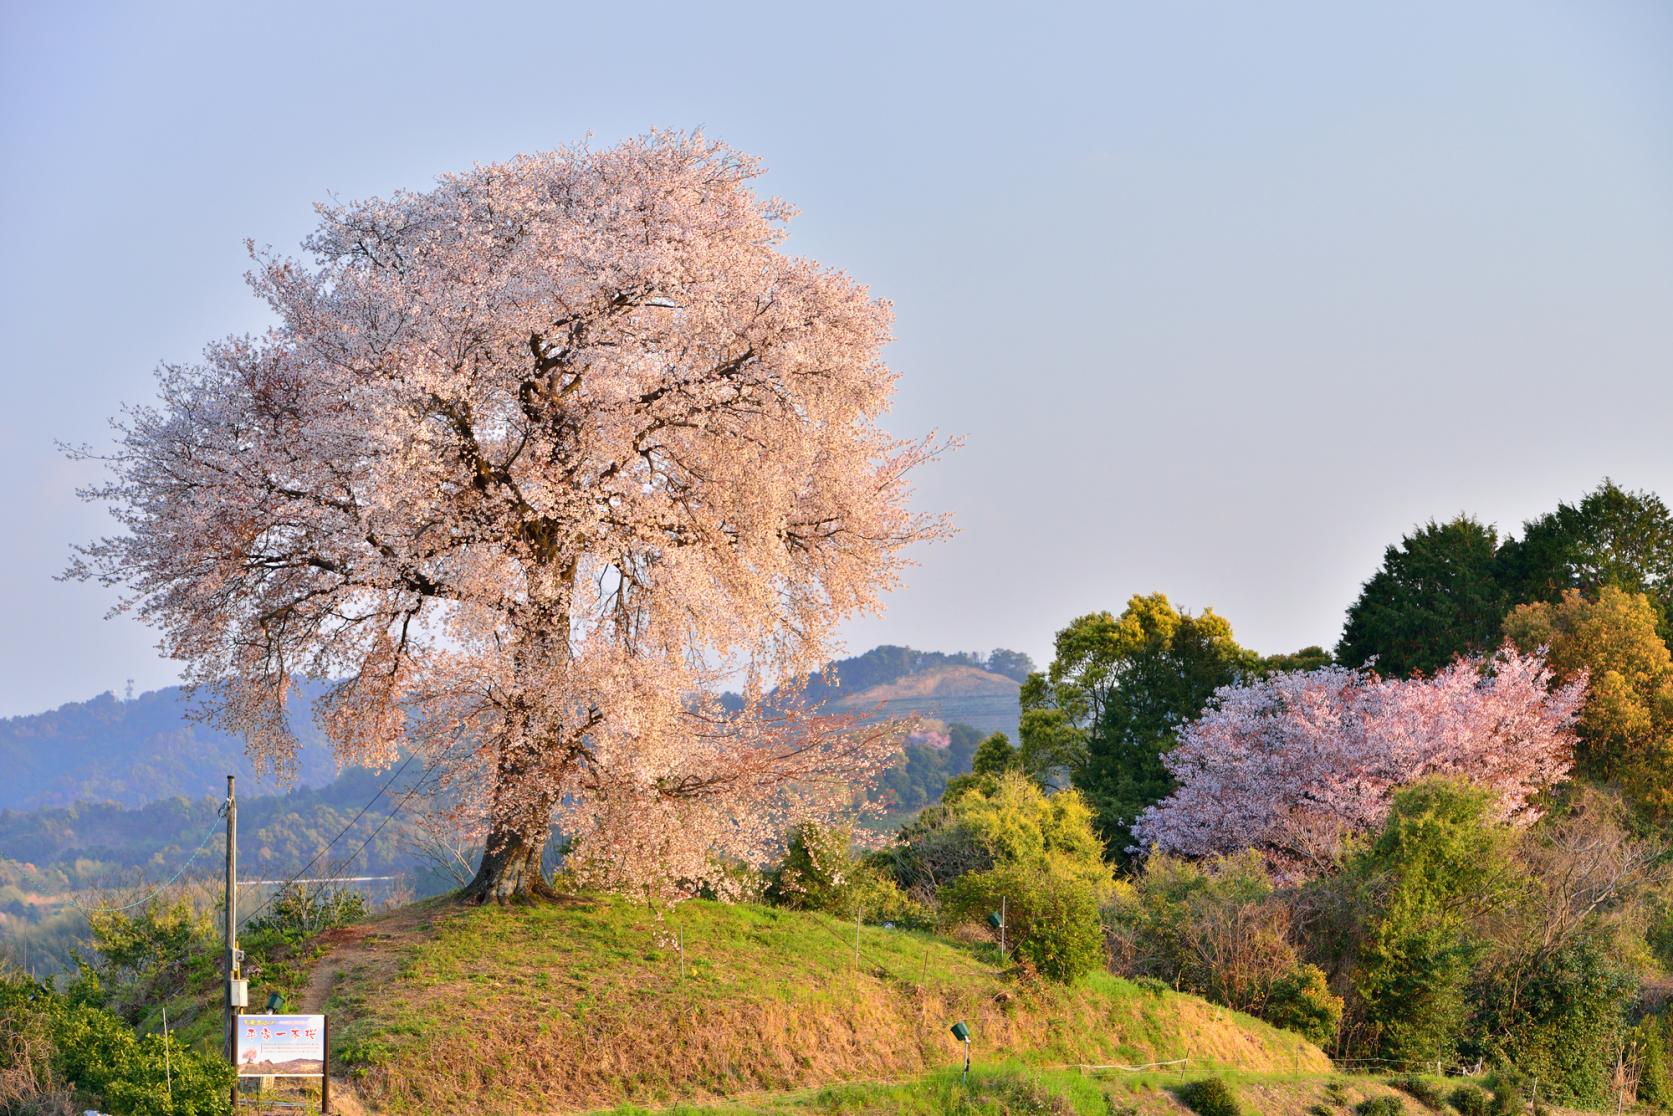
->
[832,664,1022,738]
[302,897,1327,1115]
[0,684,341,810]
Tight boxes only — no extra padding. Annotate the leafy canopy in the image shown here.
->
[1337,516,1508,677]
[1498,479,1673,638]
[1027,593,1260,859]
[1504,586,1673,817]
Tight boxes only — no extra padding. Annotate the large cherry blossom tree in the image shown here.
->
[1130,648,1584,875]
[70,132,945,901]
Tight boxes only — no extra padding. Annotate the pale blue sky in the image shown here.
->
[3,1,1671,716]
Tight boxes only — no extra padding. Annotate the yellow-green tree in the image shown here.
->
[1503,586,1673,816]
[1027,593,1260,861]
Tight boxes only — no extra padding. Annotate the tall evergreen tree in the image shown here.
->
[1337,516,1508,677]
[1498,479,1673,641]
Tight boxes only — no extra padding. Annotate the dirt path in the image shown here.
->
[299,901,454,1115]
[300,899,443,1013]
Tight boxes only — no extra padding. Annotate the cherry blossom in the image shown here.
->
[70,132,946,900]
[1130,647,1583,875]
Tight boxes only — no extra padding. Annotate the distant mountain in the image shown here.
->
[0,685,343,812]
[830,663,1022,738]
[804,644,1034,699]
[724,645,1032,738]
[0,645,1034,815]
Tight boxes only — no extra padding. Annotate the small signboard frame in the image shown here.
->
[234,1013,329,1113]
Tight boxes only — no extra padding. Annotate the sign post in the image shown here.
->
[234,1013,329,1113]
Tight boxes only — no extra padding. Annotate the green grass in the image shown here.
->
[595,1062,1133,1114]
[581,1065,1500,1116]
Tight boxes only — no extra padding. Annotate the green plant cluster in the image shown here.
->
[1176,1076,1243,1116]
[1104,850,1342,1043]
[769,771,1114,982]
[0,968,232,1116]
[1354,1096,1403,1116]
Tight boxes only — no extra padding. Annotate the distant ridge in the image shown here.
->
[830,663,1022,737]
[0,645,1033,814]
[0,685,340,812]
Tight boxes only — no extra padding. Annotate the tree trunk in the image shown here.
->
[461,822,558,903]
[464,584,574,904]
[460,738,564,904]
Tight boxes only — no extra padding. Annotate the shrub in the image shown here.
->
[1650,886,1673,970]
[0,970,232,1116]
[1356,1097,1404,1116]
[246,883,368,936]
[1389,1077,1446,1110]
[1109,852,1341,1043]
[1447,1085,1490,1116]
[886,772,1112,901]
[1266,963,1344,1045]
[74,896,218,1025]
[1487,1079,1523,1116]
[767,822,926,926]
[942,861,1104,982]
[1470,935,1636,1107]
[1178,1077,1242,1116]
[1348,780,1519,1064]
[1635,1012,1672,1111]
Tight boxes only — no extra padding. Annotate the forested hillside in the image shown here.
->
[0,684,342,811]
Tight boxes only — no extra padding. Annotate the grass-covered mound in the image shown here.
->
[313,896,1328,1114]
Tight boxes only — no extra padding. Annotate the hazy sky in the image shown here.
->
[2,1,1671,717]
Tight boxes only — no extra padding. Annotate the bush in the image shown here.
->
[885,772,1112,902]
[0,970,232,1116]
[1389,1077,1446,1110]
[1635,1012,1672,1111]
[1447,1085,1490,1116]
[1108,852,1341,1043]
[767,822,926,926]
[1487,1079,1523,1116]
[1470,935,1636,1107]
[1356,1097,1404,1116]
[74,896,218,1025]
[245,883,367,936]
[1347,780,1519,1064]
[942,861,1104,982]
[1267,963,1344,1045]
[1178,1077,1242,1116]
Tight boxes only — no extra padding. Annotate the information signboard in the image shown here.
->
[234,1014,326,1077]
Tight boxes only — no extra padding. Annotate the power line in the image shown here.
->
[235,750,423,931]
[314,760,445,890]
[68,809,226,914]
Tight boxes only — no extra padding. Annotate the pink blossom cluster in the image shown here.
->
[1130,647,1584,874]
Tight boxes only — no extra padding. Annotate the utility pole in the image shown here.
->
[163,1005,172,1106]
[224,775,240,1092]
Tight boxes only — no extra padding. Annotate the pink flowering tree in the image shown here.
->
[69,133,946,901]
[1130,647,1584,874]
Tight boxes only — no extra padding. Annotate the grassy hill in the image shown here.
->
[287,897,1328,1115]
